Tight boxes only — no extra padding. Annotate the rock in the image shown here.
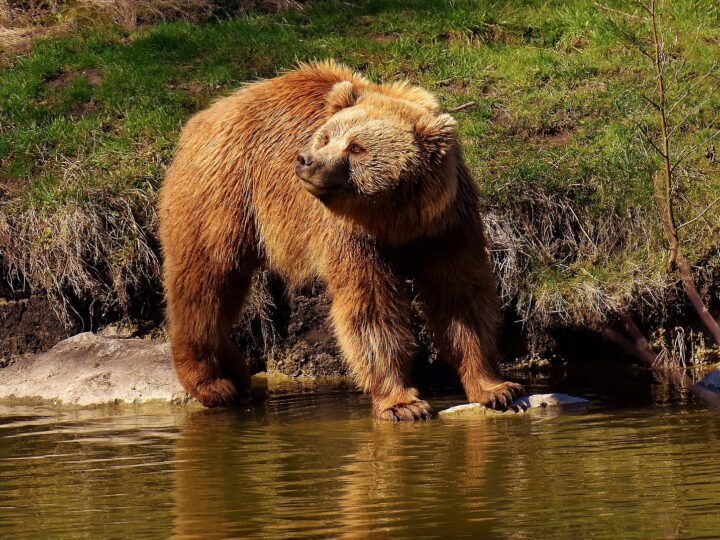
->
[439,393,589,417]
[438,403,508,417]
[514,393,589,408]
[0,331,592,412]
[0,332,190,406]
[698,366,720,392]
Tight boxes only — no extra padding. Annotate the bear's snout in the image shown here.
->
[295,152,318,181]
[296,152,349,199]
[296,152,313,171]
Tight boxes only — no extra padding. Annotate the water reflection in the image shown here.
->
[1,392,720,539]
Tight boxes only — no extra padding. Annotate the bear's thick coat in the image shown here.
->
[159,61,522,420]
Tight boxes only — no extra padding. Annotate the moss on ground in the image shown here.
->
[1,0,719,346]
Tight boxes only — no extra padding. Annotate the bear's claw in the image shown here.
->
[375,399,434,422]
[474,382,525,411]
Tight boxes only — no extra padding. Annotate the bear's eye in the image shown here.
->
[347,143,365,155]
[322,134,330,146]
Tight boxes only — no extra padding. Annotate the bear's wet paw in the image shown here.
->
[473,382,525,411]
[194,377,240,407]
[375,399,434,422]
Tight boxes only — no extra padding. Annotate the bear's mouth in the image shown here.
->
[295,155,350,200]
[299,177,345,199]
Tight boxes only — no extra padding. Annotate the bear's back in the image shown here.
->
[160,61,366,285]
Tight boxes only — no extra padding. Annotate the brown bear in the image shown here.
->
[158,60,523,420]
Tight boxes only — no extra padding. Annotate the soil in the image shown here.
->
[1,270,688,384]
[0,260,76,367]
[0,293,78,368]
[368,33,398,43]
[47,68,104,91]
[231,277,478,384]
[232,279,347,378]
[0,269,584,383]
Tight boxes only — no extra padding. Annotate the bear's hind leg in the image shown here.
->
[166,264,256,407]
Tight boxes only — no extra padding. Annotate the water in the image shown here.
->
[1,377,719,539]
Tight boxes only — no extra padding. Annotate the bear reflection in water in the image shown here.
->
[171,402,500,538]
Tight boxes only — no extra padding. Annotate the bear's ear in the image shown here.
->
[379,81,441,114]
[415,113,458,158]
[326,81,362,115]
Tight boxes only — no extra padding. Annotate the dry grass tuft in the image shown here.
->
[484,191,675,341]
[0,0,301,53]
[1,1,61,52]
[0,191,160,323]
[69,0,214,28]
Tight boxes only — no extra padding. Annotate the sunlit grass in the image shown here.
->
[1,0,718,329]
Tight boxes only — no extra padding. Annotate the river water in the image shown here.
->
[1,374,719,538]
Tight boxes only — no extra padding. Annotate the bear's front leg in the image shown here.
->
[325,246,432,421]
[164,256,255,407]
[414,238,524,410]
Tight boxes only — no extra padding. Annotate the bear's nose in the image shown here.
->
[297,153,313,169]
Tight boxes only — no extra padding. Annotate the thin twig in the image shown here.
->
[629,0,653,16]
[665,29,702,90]
[604,321,720,408]
[668,92,717,138]
[667,65,717,116]
[677,197,720,230]
[448,101,477,113]
[641,93,660,110]
[679,192,718,232]
[671,129,720,173]
[594,1,644,20]
[637,122,665,157]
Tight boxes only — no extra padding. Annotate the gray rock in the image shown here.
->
[0,333,190,406]
[1,333,593,414]
[698,366,720,392]
[515,393,589,408]
[439,393,589,417]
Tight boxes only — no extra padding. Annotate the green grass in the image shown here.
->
[1,0,719,334]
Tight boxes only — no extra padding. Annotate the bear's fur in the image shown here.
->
[158,60,522,420]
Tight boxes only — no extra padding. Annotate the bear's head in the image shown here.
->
[296,80,460,242]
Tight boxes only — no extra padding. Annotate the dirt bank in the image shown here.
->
[0,270,79,367]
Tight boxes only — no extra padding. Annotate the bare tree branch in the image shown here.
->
[671,129,720,173]
[594,1,644,20]
[665,55,689,90]
[668,92,716,138]
[641,93,660,110]
[677,197,720,230]
[604,318,720,408]
[636,122,665,156]
[629,0,653,16]
[448,101,477,113]
[667,65,717,116]
[665,29,702,89]
[679,191,719,233]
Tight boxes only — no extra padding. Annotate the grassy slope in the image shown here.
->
[1,0,719,339]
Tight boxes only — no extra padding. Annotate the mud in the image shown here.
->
[47,68,103,91]
[3,270,711,385]
[0,273,78,367]
[233,282,347,378]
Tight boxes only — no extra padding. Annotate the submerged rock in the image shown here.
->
[439,393,589,417]
[0,333,190,406]
[698,366,720,392]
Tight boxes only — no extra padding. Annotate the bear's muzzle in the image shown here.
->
[295,153,349,199]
